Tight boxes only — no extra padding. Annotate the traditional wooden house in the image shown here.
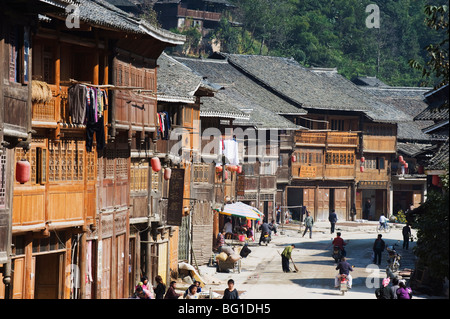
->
[2,0,184,299]
[415,84,449,190]
[0,0,73,299]
[155,53,221,267]
[175,55,305,235]
[216,54,413,221]
[154,0,235,34]
[357,82,435,214]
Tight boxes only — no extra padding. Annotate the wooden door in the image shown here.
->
[12,258,25,299]
[35,254,59,299]
[334,189,347,221]
[302,188,315,215]
[116,234,125,299]
[317,188,330,221]
[157,242,168,288]
[101,238,111,299]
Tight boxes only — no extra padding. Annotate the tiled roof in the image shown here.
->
[53,0,185,44]
[426,138,449,171]
[173,56,303,129]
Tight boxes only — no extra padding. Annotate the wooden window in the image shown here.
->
[331,119,345,131]
[131,162,148,192]
[193,163,210,183]
[378,157,385,170]
[325,150,355,165]
[295,149,323,165]
[365,156,386,170]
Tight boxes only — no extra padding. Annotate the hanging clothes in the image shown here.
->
[156,111,171,140]
[68,84,87,124]
[221,138,239,165]
[86,116,105,152]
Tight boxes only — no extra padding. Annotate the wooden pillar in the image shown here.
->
[64,230,72,299]
[314,184,319,221]
[24,232,33,299]
[79,233,86,299]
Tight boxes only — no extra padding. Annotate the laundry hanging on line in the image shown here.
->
[68,83,108,152]
[157,111,171,140]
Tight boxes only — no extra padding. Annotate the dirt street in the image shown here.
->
[198,221,439,299]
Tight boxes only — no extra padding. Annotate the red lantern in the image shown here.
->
[237,165,243,174]
[360,166,364,173]
[224,171,228,180]
[151,157,161,172]
[164,167,172,180]
[16,160,31,184]
[360,157,365,163]
[216,165,223,173]
[432,175,440,186]
[291,155,297,162]
[398,156,404,162]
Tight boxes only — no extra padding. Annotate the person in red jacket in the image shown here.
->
[332,232,347,257]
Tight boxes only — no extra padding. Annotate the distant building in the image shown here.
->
[153,0,235,34]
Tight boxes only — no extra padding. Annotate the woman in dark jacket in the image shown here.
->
[164,281,181,299]
[154,275,166,299]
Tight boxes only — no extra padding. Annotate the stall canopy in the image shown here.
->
[218,202,264,220]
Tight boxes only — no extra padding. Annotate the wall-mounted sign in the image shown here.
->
[167,168,185,226]
[358,181,388,189]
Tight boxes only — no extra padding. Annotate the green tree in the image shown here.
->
[411,179,449,282]
[409,4,449,90]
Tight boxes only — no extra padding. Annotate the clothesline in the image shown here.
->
[68,79,144,90]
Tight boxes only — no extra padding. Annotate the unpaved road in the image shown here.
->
[200,222,441,299]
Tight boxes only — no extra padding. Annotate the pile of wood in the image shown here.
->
[31,80,53,103]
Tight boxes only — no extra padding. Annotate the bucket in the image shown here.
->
[239,235,246,242]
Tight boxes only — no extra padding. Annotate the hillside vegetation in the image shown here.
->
[211,0,448,87]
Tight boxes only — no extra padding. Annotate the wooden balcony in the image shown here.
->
[31,84,65,127]
[363,135,396,153]
[295,131,358,147]
[292,164,355,180]
[178,7,222,21]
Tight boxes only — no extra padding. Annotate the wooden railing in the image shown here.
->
[31,84,62,125]
[178,7,222,21]
[295,131,358,147]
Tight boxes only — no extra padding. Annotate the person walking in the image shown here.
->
[373,234,386,265]
[375,278,394,299]
[402,224,412,250]
[329,209,338,234]
[223,279,239,299]
[379,213,387,231]
[302,212,314,238]
[396,280,413,299]
[364,199,371,220]
[350,203,357,221]
[154,275,166,299]
[281,244,295,273]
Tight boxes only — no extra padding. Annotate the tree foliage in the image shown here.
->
[409,5,449,90]
[411,171,449,282]
[220,0,448,86]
